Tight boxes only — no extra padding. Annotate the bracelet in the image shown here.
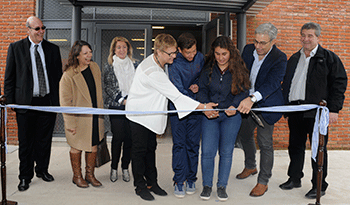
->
[203,104,206,109]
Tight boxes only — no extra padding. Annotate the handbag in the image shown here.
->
[95,133,111,167]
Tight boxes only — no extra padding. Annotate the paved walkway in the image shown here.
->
[4,137,350,205]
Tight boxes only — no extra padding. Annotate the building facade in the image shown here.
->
[1,0,349,149]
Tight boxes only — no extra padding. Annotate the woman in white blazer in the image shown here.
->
[126,33,217,201]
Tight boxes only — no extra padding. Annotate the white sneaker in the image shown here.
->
[174,183,185,198]
[186,181,196,194]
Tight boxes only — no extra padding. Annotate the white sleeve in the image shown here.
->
[145,67,200,118]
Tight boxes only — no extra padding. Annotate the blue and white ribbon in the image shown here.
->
[312,106,329,161]
[1,104,328,160]
[3,104,319,115]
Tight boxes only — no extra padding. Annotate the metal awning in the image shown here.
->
[65,0,274,52]
[67,0,273,15]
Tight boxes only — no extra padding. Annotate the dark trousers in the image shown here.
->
[169,112,201,184]
[129,121,158,189]
[110,114,132,170]
[287,112,328,191]
[16,96,56,181]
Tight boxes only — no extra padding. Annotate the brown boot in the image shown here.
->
[85,152,102,187]
[236,168,258,179]
[70,151,89,188]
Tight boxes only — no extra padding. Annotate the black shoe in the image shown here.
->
[148,183,167,196]
[200,186,212,200]
[36,171,54,182]
[18,179,30,191]
[305,188,325,199]
[217,186,228,201]
[279,179,301,190]
[136,187,155,201]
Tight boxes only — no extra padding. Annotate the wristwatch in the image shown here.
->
[249,95,257,103]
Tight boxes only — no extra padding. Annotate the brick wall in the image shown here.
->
[251,0,350,149]
[0,0,35,145]
[1,0,349,149]
[213,0,350,149]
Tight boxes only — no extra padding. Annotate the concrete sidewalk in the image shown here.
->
[4,137,350,205]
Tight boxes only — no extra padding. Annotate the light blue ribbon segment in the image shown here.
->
[1,104,328,160]
[3,104,319,115]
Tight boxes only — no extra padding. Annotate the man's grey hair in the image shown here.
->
[301,22,321,37]
[255,23,278,41]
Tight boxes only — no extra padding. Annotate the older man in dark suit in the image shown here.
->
[236,23,287,197]
[4,16,62,191]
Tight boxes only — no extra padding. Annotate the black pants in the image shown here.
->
[16,96,56,181]
[129,121,157,189]
[287,112,328,191]
[110,115,132,170]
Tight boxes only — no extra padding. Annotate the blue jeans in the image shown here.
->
[201,112,242,188]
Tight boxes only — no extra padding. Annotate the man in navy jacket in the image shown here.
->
[280,22,347,199]
[168,33,204,198]
[236,23,287,197]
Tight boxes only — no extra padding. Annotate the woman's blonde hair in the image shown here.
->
[107,36,134,65]
[154,33,177,56]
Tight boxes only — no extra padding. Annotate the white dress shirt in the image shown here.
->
[29,37,50,97]
[249,47,273,101]
[289,45,318,102]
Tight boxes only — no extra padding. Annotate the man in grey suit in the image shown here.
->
[4,16,63,191]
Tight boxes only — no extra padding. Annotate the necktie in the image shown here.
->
[34,45,47,97]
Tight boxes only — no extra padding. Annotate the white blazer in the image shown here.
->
[126,54,199,134]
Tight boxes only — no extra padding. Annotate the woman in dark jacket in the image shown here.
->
[103,37,138,183]
[197,36,250,201]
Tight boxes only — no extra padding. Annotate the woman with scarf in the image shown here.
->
[103,37,138,183]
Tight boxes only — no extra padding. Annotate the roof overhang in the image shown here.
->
[67,0,274,15]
